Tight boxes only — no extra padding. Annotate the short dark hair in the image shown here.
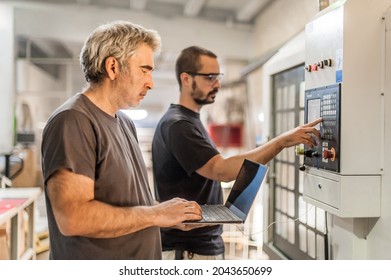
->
[175,46,217,89]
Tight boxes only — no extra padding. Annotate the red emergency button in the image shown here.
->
[323,147,336,161]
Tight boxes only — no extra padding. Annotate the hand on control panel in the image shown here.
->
[278,118,323,148]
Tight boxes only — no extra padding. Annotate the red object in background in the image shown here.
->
[208,124,243,147]
[0,198,27,214]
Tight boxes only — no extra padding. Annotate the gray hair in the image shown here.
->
[80,20,161,84]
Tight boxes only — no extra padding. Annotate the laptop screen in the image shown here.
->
[225,159,268,221]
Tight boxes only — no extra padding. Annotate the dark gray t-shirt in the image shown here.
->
[41,93,161,260]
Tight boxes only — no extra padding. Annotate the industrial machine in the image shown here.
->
[300,0,391,217]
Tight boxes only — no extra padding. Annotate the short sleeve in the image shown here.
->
[167,120,219,176]
[41,110,97,184]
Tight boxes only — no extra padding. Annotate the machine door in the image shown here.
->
[268,65,327,260]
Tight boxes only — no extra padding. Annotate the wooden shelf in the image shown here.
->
[0,188,42,260]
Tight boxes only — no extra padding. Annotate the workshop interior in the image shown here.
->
[1,0,391,260]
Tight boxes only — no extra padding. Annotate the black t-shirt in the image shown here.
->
[41,93,161,259]
[152,104,224,255]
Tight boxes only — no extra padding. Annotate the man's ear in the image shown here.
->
[105,57,119,80]
[180,72,191,88]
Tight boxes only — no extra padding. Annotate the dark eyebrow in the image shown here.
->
[140,65,154,71]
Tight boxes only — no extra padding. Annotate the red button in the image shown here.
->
[323,147,336,161]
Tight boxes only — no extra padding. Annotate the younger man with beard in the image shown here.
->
[152,46,321,260]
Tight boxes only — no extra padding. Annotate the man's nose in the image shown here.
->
[146,77,154,90]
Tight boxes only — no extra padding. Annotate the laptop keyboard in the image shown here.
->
[201,205,242,222]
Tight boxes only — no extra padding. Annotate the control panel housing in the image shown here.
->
[301,0,387,217]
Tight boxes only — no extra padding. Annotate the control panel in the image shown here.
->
[298,0,387,218]
[303,84,340,172]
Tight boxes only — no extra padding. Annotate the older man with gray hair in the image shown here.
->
[41,21,201,260]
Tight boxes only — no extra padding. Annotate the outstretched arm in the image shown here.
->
[196,118,323,182]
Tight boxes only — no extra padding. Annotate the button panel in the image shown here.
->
[305,59,333,72]
[304,84,341,172]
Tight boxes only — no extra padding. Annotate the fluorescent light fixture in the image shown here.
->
[121,109,148,120]
[258,112,265,123]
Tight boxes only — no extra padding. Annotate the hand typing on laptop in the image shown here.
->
[183,159,269,225]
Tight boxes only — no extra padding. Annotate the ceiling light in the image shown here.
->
[258,112,265,123]
[121,109,148,120]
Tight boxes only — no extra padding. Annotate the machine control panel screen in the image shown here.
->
[307,98,321,130]
[304,84,341,172]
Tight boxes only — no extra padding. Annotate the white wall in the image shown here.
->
[248,0,318,144]
[0,4,16,154]
[367,7,391,259]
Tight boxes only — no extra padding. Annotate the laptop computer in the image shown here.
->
[184,159,269,224]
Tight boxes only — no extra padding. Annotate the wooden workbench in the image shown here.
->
[0,187,42,259]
